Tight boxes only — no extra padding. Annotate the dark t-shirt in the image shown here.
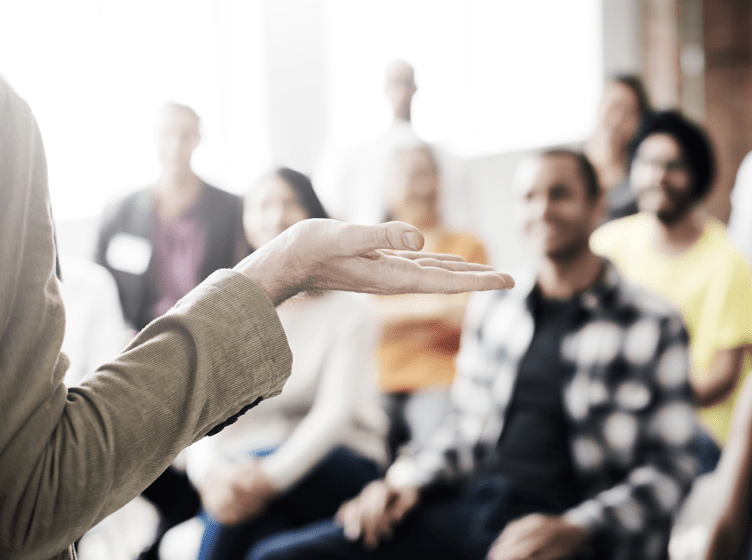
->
[488,288,580,511]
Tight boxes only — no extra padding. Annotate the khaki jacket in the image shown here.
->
[0,76,292,560]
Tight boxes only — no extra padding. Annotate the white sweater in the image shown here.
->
[187,291,387,490]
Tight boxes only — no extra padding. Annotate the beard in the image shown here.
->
[638,185,698,225]
[545,236,591,263]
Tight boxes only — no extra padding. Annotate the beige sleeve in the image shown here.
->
[0,77,292,560]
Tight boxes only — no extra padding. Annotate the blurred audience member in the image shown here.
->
[584,75,651,222]
[58,258,130,386]
[94,102,246,560]
[95,102,246,331]
[591,111,752,472]
[246,150,699,560]
[727,150,752,263]
[376,144,486,458]
[315,60,472,229]
[185,168,387,560]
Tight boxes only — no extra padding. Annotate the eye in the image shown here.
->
[549,184,571,200]
[664,159,687,173]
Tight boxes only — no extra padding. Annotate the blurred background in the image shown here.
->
[3,2,752,559]
[4,0,747,267]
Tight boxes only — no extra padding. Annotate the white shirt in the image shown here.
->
[58,258,131,386]
[186,291,387,490]
[728,150,752,264]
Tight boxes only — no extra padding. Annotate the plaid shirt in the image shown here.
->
[387,260,699,560]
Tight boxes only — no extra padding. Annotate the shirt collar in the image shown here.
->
[515,257,621,317]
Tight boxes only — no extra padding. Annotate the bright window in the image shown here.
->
[0,0,270,220]
[322,0,602,156]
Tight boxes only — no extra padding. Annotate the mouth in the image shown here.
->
[528,222,562,242]
[638,184,673,202]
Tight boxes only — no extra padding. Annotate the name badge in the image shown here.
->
[106,233,152,275]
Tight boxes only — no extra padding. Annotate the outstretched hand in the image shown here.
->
[235,219,514,305]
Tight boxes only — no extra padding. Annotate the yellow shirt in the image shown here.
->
[377,230,487,392]
[591,214,752,443]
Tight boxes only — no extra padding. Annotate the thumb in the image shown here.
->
[389,489,418,523]
[352,221,425,253]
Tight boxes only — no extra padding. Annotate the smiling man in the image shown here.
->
[591,111,752,468]
[244,149,699,560]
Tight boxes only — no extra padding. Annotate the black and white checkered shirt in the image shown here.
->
[387,259,699,560]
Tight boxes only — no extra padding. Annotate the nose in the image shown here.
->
[266,204,287,231]
[647,160,671,186]
[527,194,553,221]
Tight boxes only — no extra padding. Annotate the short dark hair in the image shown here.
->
[270,167,329,220]
[541,149,601,201]
[629,110,715,200]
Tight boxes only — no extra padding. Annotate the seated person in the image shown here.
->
[94,103,246,560]
[591,111,752,472]
[376,143,487,458]
[242,150,700,560]
[185,168,388,560]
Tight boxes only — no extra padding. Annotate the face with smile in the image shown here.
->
[630,133,695,224]
[516,154,601,262]
[244,174,310,249]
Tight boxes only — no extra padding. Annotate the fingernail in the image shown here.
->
[344,526,359,541]
[403,231,421,250]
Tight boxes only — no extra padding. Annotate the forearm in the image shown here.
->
[261,314,377,490]
[693,346,745,408]
[0,271,292,560]
[260,404,350,491]
[704,375,752,560]
[564,440,698,543]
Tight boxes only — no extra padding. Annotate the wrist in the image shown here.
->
[255,458,283,496]
[235,242,305,306]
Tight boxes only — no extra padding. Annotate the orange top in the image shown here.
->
[376,230,487,393]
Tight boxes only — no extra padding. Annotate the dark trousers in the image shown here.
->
[198,447,381,560]
[247,476,593,560]
[139,466,202,560]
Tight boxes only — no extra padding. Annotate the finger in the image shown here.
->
[388,488,419,524]
[496,537,537,560]
[338,501,362,541]
[360,500,385,549]
[498,514,538,543]
[335,500,351,526]
[381,250,467,262]
[400,265,514,294]
[346,221,426,253]
[412,258,499,272]
[360,487,392,549]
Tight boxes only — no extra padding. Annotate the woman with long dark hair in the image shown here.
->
[585,74,652,222]
[188,168,388,560]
